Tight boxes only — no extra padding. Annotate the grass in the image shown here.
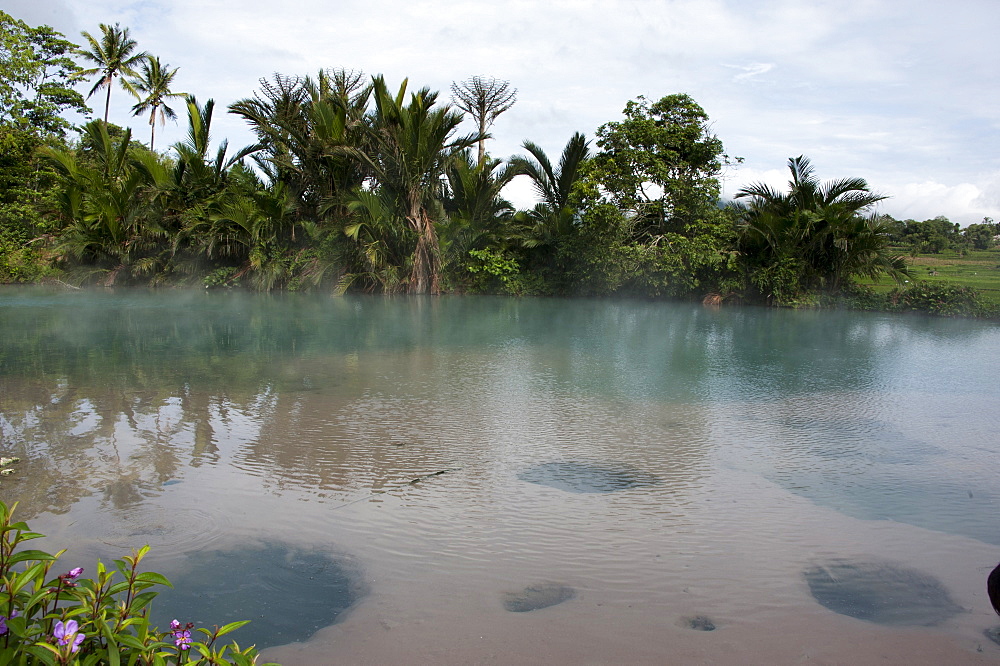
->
[860,247,1000,306]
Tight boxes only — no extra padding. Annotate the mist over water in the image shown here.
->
[1,287,998,663]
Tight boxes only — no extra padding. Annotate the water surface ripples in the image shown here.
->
[1,289,998,663]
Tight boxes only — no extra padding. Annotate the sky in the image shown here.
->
[8,0,1000,225]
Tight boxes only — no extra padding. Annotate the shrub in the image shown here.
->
[0,501,274,665]
[886,282,988,317]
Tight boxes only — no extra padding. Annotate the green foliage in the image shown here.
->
[366,75,480,293]
[962,218,998,251]
[0,11,89,136]
[590,93,731,233]
[886,282,991,317]
[0,501,272,665]
[0,234,54,283]
[891,215,963,254]
[202,265,239,289]
[508,132,590,262]
[463,247,522,293]
[43,121,167,284]
[734,156,908,301]
[440,151,516,261]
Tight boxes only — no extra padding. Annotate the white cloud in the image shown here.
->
[725,62,775,82]
[884,180,997,225]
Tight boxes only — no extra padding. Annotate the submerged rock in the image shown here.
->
[152,542,366,648]
[504,584,576,612]
[804,560,962,626]
[985,626,1000,646]
[518,461,659,494]
[684,615,716,631]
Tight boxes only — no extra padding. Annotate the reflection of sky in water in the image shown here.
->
[0,288,999,657]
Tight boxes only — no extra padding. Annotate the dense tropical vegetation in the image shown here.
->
[1,11,997,315]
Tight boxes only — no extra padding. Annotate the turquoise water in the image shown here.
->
[1,287,998,661]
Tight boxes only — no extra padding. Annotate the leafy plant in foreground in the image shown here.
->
[0,501,273,665]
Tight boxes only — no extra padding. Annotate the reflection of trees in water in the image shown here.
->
[1,382,194,518]
[1,289,994,521]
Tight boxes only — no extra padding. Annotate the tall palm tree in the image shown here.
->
[734,155,907,296]
[77,22,147,123]
[129,55,184,149]
[366,76,479,294]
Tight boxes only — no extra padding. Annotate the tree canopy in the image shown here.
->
[0,13,976,315]
[0,10,89,135]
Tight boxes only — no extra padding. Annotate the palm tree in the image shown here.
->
[44,121,165,283]
[229,70,372,228]
[366,76,480,294]
[129,55,185,149]
[734,155,908,298]
[77,23,147,123]
[508,132,590,250]
[440,150,518,262]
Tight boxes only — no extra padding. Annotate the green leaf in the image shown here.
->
[7,549,54,565]
[113,559,130,579]
[128,590,158,611]
[23,644,58,665]
[113,633,148,650]
[133,571,171,587]
[14,531,46,542]
[9,562,45,594]
[214,620,250,637]
[100,619,122,666]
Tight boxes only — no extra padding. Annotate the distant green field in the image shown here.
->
[860,247,1000,305]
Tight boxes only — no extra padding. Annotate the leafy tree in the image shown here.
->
[962,217,997,250]
[0,11,89,135]
[168,97,270,276]
[442,150,517,250]
[0,14,90,280]
[440,150,519,288]
[590,93,730,235]
[734,155,908,301]
[341,187,410,292]
[76,22,147,123]
[43,121,167,283]
[897,216,962,254]
[129,55,185,149]
[574,94,739,299]
[450,76,517,166]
